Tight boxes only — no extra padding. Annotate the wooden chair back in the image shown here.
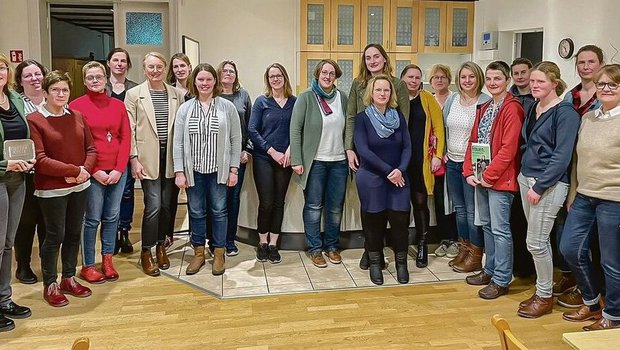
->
[491,314,528,350]
[71,336,90,350]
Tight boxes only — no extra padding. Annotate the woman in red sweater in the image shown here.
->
[27,71,97,307]
[463,61,524,300]
[69,62,130,283]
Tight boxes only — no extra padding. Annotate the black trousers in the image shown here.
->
[13,173,46,266]
[38,190,87,286]
[362,210,410,253]
[252,156,292,235]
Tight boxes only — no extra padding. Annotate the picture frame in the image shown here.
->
[182,35,200,67]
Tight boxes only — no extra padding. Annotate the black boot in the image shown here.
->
[416,232,428,268]
[119,228,133,253]
[113,231,122,255]
[359,250,369,270]
[368,252,383,285]
[395,251,409,284]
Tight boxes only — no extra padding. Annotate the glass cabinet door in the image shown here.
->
[331,53,360,96]
[390,53,418,81]
[389,0,419,53]
[361,0,390,48]
[299,52,327,92]
[418,1,446,53]
[330,0,361,52]
[301,0,331,51]
[446,2,474,53]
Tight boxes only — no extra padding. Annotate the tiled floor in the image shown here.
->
[161,235,477,299]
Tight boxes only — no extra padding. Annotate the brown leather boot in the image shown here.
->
[186,246,206,275]
[140,249,160,276]
[553,272,577,296]
[563,303,604,322]
[156,244,170,270]
[452,243,483,273]
[517,295,554,318]
[448,239,468,267]
[519,292,537,308]
[212,248,225,276]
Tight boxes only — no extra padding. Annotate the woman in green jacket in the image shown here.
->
[290,59,349,268]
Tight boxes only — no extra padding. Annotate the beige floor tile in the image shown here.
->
[409,270,440,283]
[353,273,398,287]
[222,269,267,288]
[179,272,223,296]
[265,266,310,285]
[305,263,353,283]
[433,272,468,282]
[222,285,269,298]
[268,282,314,294]
[263,251,304,269]
[226,259,265,273]
[312,279,356,290]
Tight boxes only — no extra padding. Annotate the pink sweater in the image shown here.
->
[69,90,130,173]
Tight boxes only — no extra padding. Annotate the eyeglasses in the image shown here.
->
[268,74,284,81]
[432,76,448,81]
[595,82,619,90]
[0,66,8,73]
[222,69,236,75]
[84,75,106,82]
[320,70,336,78]
[49,87,70,95]
[373,88,391,94]
[22,72,44,80]
[146,65,165,72]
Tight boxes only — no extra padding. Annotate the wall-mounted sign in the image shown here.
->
[10,50,24,63]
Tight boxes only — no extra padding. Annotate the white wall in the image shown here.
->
[176,0,298,100]
[0,0,32,59]
[473,0,620,88]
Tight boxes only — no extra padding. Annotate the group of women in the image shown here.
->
[1,41,619,332]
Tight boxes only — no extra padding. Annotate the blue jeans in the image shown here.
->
[226,163,246,250]
[118,163,134,231]
[560,193,620,320]
[477,187,514,287]
[446,160,482,246]
[303,160,348,253]
[187,172,227,248]
[82,171,127,266]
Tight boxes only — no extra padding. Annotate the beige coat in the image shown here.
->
[125,81,185,179]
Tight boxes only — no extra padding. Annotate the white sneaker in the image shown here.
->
[434,241,449,257]
[445,241,459,258]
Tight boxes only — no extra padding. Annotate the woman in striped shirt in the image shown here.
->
[173,63,241,276]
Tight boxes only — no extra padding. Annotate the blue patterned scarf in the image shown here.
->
[365,104,400,138]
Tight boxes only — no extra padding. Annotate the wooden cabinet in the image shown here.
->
[390,53,418,78]
[301,0,331,51]
[418,1,446,53]
[418,1,474,53]
[299,52,360,94]
[301,0,361,52]
[361,0,390,49]
[389,0,420,53]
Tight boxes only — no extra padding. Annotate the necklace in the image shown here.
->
[0,93,7,105]
[460,94,477,106]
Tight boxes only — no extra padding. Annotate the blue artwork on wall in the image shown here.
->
[126,12,163,45]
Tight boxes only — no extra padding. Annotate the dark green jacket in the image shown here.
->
[0,89,28,176]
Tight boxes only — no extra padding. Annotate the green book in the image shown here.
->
[471,143,491,181]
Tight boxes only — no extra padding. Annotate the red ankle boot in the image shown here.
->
[44,282,69,307]
[102,254,119,281]
[59,277,92,298]
[79,266,106,284]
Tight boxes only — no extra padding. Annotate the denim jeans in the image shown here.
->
[446,160,482,246]
[518,173,568,297]
[0,172,25,306]
[253,156,292,234]
[225,163,246,249]
[140,149,177,249]
[38,189,87,286]
[560,193,620,320]
[303,160,348,253]
[477,187,514,287]
[187,172,228,248]
[81,171,127,266]
[118,163,135,231]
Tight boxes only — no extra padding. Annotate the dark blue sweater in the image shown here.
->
[248,95,296,160]
[520,101,580,195]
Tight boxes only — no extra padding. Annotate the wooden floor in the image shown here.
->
[0,191,581,349]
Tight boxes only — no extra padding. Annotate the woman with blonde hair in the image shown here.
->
[125,52,185,276]
[429,64,453,108]
[248,63,296,264]
[444,62,490,273]
[517,61,579,318]
[353,75,411,285]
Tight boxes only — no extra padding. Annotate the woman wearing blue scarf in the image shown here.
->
[353,75,412,285]
[290,59,349,268]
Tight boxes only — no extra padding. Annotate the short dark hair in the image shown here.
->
[43,70,72,92]
[510,57,533,70]
[486,60,511,80]
[400,64,423,79]
[106,48,132,69]
[313,59,342,80]
[188,63,222,98]
[576,45,604,64]
[14,59,48,93]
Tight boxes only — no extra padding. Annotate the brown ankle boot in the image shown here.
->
[517,295,554,318]
[212,248,225,275]
[453,243,483,273]
[186,246,206,275]
[519,292,537,308]
[140,250,160,276]
[156,244,170,270]
[448,239,468,267]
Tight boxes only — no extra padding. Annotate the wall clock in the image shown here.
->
[558,38,575,59]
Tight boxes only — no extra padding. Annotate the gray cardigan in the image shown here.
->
[290,87,348,189]
[173,97,242,186]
